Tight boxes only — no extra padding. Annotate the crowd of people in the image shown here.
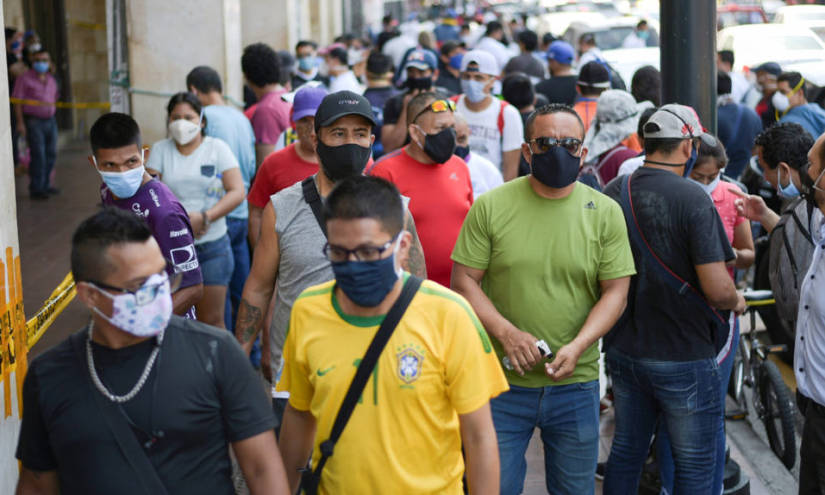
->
[11,8,825,495]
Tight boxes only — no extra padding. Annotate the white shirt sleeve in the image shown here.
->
[213,137,241,174]
[146,139,169,174]
[501,103,525,152]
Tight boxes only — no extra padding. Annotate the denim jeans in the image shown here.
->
[223,216,260,367]
[223,217,251,331]
[491,381,599,495]
[25,116,57,194]
[657,321,739,495]
[604,349,722,495]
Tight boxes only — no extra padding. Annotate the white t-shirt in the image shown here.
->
[147,136,240,244]
[328,70,364,94]
[456,95,524,171]
[474,36,512,72]
[466,152,503,199]
[617,154,645,177]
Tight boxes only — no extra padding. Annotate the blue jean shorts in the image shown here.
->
[195,234,234,286]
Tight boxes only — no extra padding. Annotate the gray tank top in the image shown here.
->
[268,177,410,381]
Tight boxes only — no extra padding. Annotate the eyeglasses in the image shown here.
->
[89,269,181,306]
[323,236,399,262]
[412,99,455,123]
[529,137,582,155]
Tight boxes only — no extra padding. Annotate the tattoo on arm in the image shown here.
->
[403,211,428,278]
[236,298,264,345]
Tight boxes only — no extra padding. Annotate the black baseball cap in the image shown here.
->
[753,62,781,77]
[314,91,377,131]
[577,61,610,88]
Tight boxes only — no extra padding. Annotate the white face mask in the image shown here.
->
[772,91,791,113]
[168,117,201,145]
[688,175,720,197]
[89,273,173,337]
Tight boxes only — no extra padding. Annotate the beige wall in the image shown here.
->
[2,0,25,31]
[65,0,108,138]
[126,0,231,143]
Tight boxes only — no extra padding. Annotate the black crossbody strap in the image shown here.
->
[303,275,423,494]
[301,176,327,237]
[69,331,170,495]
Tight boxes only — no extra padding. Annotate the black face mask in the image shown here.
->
[418,127,456,164]
[406,76,433,91]
[454,145,470,160]
[530,146,581,188]
[316,141,372,182]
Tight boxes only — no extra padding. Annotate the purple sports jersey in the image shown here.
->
[101,179,202,319]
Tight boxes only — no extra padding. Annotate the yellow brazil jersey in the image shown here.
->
[277,275,509,494]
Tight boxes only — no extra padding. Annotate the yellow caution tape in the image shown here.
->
[10,97,111,110]
[67,19,106,30]
[26,273,76,349]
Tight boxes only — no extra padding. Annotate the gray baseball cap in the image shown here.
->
[643,104,717,146]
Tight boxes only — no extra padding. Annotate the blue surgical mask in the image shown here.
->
[461,79,487,104]
[32,61,49,74]
[332,238,402,308]
[777,167,800,198]
[638,30,650,41]
[449,53,464,70]
[298,55,318,72]
[688,175,720,197]
[95,150,146,198]
[683,146,698,177]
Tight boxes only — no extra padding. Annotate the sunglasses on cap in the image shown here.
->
[412,99,456,123]
[529,137,582,155]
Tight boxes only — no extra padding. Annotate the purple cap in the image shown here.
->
[404,49,438,71]
[292,86,328,121]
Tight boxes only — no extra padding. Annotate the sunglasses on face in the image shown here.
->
[529,137,582,155]
[412,99,456,124]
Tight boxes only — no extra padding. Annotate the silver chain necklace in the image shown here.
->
[86,322,163,403]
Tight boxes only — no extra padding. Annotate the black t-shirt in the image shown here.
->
[383,87,449,126]
[16,316,275,495]
[603,168,734,361]
[435,70,462,97]
[503,53,546,80]
[364,86,399,157]
[535,75,578,107]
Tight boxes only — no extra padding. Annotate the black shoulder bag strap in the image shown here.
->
[301,176,327,237]
[69,331,170,495]
[301,275,423,495]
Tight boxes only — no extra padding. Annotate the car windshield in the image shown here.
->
[592,27,637,50]
[718,11,765,28]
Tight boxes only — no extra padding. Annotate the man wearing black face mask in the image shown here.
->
[452,104,635,494]
[235,91,427,429]
[368,93,473,287]
[381,49,448,154]
[601,104,745,493]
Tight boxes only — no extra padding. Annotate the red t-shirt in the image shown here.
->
[248,143,318,209]
[367,147,473,287]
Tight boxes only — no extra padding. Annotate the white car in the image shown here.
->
[774,5,825,26]
[600,47,660,88]
[717,24,825,86]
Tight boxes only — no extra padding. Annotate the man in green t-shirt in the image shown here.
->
[451,103,635,495]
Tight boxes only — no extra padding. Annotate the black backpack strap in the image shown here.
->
[69,331,170,495]
[302,275,423,494]
[301,176,327,237]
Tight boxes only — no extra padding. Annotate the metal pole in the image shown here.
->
[660,0,717,134]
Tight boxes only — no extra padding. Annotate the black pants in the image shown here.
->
[799,392,825,495]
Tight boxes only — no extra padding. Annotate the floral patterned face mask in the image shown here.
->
[89,272,173,337]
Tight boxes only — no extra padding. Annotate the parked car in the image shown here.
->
[774,4,825,25]
[717,4,768,29]
[600,47,660,89]
[561,17,659,52]
[718,23,825,86]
